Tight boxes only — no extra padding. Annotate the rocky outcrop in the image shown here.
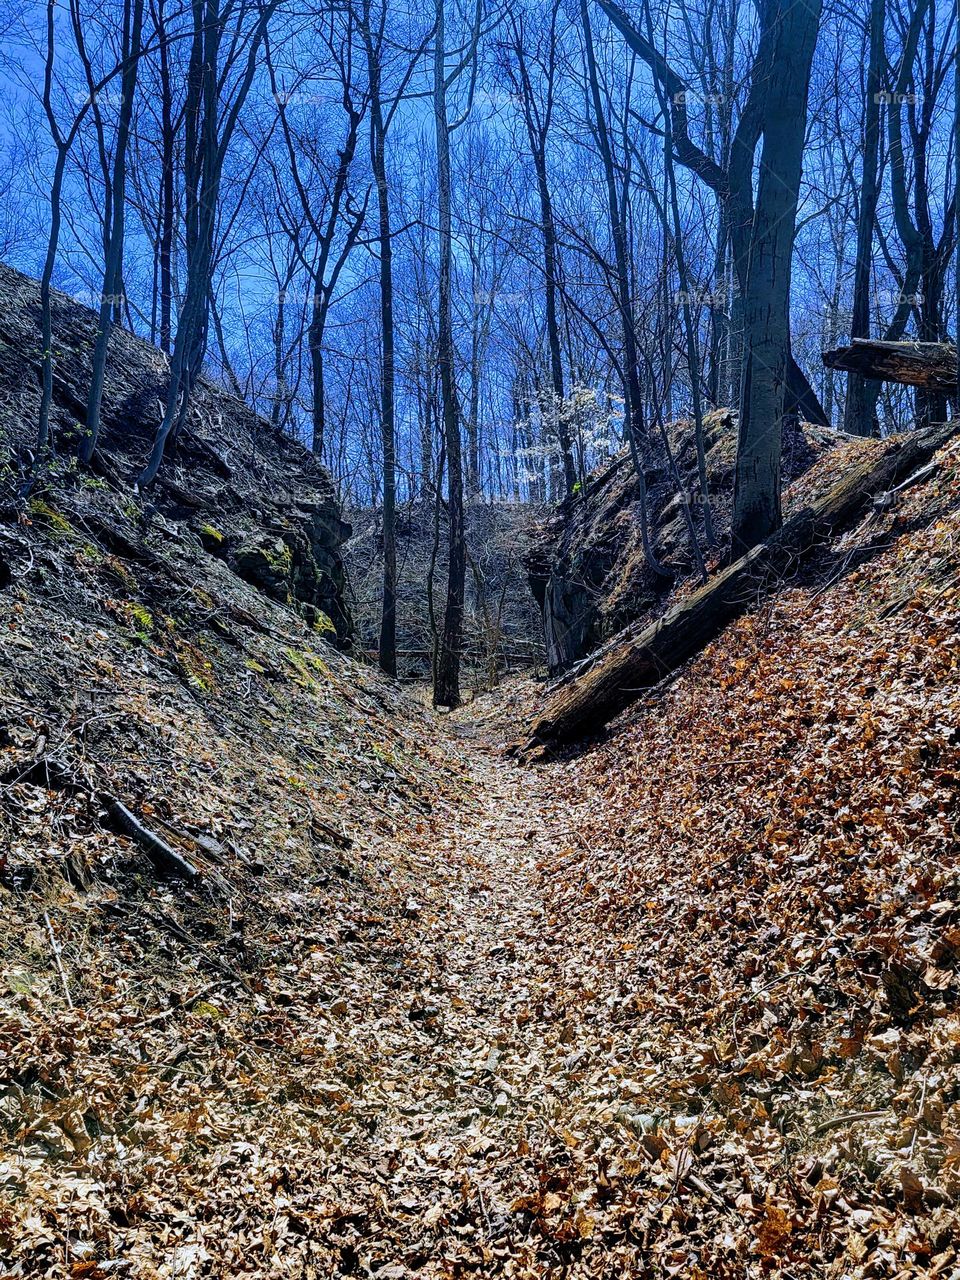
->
[0,263,352,644]
[231,501,352,638]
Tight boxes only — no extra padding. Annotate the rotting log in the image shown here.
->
[515,421,959,758]
[823,340,958,393]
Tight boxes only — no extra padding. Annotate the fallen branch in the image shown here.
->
[823,339,958,393]
[812,1110,888,1137]
[516,422,959,756]
[105,801,199,880]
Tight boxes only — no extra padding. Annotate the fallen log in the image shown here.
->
[515,421,958,758]
[823,339,958,392]
[106,800,200,880]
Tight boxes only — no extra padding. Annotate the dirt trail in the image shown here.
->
[296,702,669,1279]
[326,719,587,1273]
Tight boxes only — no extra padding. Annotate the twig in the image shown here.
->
[44,911,73,1009]
[812,1110,888,1137]
[909,1077,928,1158]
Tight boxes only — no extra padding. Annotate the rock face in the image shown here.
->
[231,503,351,637]
[0,263,352,643]
[529,411,836,674]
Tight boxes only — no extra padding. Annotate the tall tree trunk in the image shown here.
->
[732,0,821,552]
[156,0,175,355]
[595,0,829,429]
[433,0,465,709]
[509,6,575,497]
[644,0,714,545]
[538,174,575,496]
[843,0,884,436]
[80,0,145,464]
[420,369,434,497]
[138,0,278,487]
[309,296,326,457]
[32,0,68,473]
[582,0,666,575]
[364,17,397,678]
[35,145,68,467]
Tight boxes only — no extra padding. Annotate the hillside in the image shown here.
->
[0,463,506,1274]
[529,411,839,673]
[0,264,352,642]
[512,429,960,1274]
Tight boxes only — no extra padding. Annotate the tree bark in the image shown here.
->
[361,7,398,678]
[138,0,279,488]
[80,0,145,464]
[432,0,466,709]
[508,5,575,498]
[582,0,666,578]
[824,339,958,392]
[843,0,885,437]
[731,0,822,552]
[155,0,175,355]
[594,0,830,429]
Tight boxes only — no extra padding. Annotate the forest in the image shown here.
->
[0,0,956,698]
[0,0,959,1273]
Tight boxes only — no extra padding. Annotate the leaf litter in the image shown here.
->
[0,437,959,1277]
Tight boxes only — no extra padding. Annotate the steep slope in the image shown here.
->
[518,430,960,1274]
[529,412,839,673]
[0,456,484,1275]
[0,264,351,640]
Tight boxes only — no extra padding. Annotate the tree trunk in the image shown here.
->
[510,6,575,498]
[364,21,397,679]
[156,0,175,355]
[823,339,958,392]
[433,0,465,709]
[309,297,326,457]
[843,0,884,436]
[80,0,145,464]
[594,0,829,430]
[582,0,666,578]
[138,0,278,487]
[731,0,821,553]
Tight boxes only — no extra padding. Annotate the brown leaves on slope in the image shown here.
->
[533,439,960,1274]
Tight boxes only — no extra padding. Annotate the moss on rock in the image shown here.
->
[199,524,228,556]
[28,499,73,537]
[233,536,294,603]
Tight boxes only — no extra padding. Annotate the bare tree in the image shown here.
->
[432,0,485,709]
[498,0,576,498]
[138,0,280,488]
[843,0,885,436]
[80,0,145,463]
[580,0,666,575]
[595,0,830,428]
